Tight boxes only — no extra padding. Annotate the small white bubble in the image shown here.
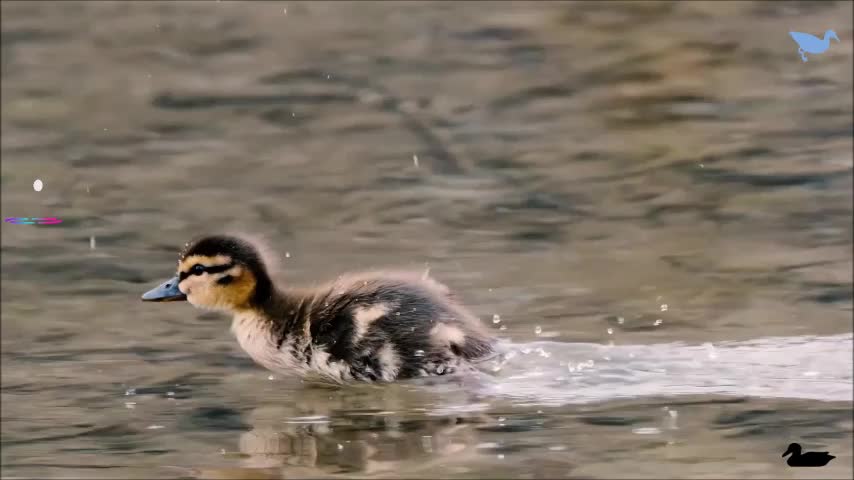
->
[699,163,705,168]
[285,252,291,258]
[534,326,542,335]
[413,154,419,168]
[607,328,614,335]
[89,236,96,250]
[654,319,663,326]
[337,443,344,450]
[268,375,275,380]
[492,314,501,324]
[499,325,507,331]
[219,448,226,455]
[436,365,445,374]
[497,454,505,459]
[660,304,668,312]
[166,391,174,396]
[498,417,506,422]
[33,179,43,192]
[147,425,165,430]
[617,316,624,324]
[414,350,425,357]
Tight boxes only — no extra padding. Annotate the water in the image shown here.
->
[1,1,852,478]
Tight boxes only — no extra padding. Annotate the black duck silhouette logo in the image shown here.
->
[782,443,835,467]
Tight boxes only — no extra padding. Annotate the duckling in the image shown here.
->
[141,235,495,384]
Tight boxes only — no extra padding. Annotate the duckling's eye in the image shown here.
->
[191,264,206,276]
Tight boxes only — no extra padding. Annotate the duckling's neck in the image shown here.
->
[230,285,313,375]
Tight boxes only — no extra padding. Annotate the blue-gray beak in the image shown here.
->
[141,276,187,302]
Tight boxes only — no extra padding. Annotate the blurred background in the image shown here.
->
[1,1,852,478]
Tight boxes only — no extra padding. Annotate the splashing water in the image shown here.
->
[458,333,853,407]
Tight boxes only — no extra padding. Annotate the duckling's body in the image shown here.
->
[142,235,495,384]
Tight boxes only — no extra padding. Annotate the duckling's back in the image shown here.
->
[307,271,495,382]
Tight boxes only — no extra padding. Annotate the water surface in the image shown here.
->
[2,1,852,478]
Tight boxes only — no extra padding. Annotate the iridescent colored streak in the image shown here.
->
[4,217,62,225]
[4,217,36,224]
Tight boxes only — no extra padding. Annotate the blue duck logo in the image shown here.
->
[789,30,839,62]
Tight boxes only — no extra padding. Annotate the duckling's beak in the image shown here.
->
[141,276,187,302]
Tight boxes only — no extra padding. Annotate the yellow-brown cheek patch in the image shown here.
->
[218,266,257,310]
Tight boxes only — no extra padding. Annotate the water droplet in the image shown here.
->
[283,7,287,14]
[337,443,344,450]
[147,425,165,430]
[414,350,425,357]
[166,391,174,396]
[413,154,419,168]
[617,316,624,324]
[660,304,668,312]
[499,325,507,331]
[125,388,136,396]
[548,445,567,451]
[285,252,291,258]
[534,326,542,335]
[89,236,96,250]
[607,328,614,335]
[492,314,501,324]
[268,375,275,380]
[436,365,445,374]
[497,454,505,459]
[498,417,506,422]
[33,179,43,192]
[124,402,136,409]
[654,319,663,326]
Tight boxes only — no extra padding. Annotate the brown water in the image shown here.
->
[1,1,853,478]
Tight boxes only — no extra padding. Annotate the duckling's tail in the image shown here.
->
[458,332,497,362]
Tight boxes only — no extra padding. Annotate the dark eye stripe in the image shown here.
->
[179,263,235,281]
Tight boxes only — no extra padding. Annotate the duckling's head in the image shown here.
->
[142,235,274,312]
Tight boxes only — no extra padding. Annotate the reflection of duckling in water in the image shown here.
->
[234,403,486,476]
[142,235,495,384]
